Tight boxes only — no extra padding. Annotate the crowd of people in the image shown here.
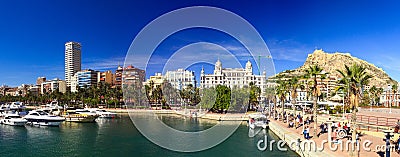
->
[284,112,314,140]
[275,110,400,153]
[284,112,357,142]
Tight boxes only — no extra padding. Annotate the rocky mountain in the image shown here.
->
[277,49,397,88]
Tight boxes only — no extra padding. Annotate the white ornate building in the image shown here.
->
[164,69,196,90]
[200,59,267,99]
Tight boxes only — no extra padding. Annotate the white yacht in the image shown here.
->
[45,101,63,109]
[9,102,25,110]
[248,114,268,129]
[87,108,117,118]
[24,110,65,126]
[63,109,99,123]
[0,113,27,126]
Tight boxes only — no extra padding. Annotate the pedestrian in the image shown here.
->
[317,123,324,137]
[332,129,337,142]
[303,126,310,140]
[396,136,400,153]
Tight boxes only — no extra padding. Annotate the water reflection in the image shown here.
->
[157,114,218,132]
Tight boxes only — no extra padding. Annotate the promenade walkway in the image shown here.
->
[270,118,399,157]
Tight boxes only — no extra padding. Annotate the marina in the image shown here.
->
[0,113,298,157]
[1,1,400,157]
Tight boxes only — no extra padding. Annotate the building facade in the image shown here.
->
[143,73,164,87]
[70,73,78,93]
[4,87,18,96]
[76,69,98,89]
[380,84,400,107]
[122,65,146,88]
[36,77,46,86]
[200,59,267,99]
[164,69,196,90]
[114,66,123,88]
[97,70,114,85]
[28,86,40,96]
[40,78,67,94]
[65,41,81,88]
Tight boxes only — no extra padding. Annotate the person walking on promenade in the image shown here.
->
[317,123,327,137]
[303,126,310,140]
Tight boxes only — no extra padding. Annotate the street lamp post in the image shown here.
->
[302,102,306,133]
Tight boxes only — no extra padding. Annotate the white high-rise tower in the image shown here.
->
[64,41,81,88]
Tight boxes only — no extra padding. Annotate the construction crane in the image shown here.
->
[255,54,272,75]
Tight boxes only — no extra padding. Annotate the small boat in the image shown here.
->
[0,113,27,126]
[9,102,26,110]
[24,110,65,126]
[45,101,63,110]
[248,114,268,129]
[63,109,99,123]
[87,108,117,118]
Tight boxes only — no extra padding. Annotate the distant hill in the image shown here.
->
[276,49,397,88]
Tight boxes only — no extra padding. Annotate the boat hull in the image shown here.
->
[2,120,27,126]
[64,115,98,123]
[25,119,65,126]
[98,114,117,118]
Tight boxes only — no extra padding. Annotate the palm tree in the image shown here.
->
[288,76,304,117]
[337,64,371,155]
[377,87,384,106]
[249,82,261,111]
[369,86,378,107]
[304,65,327,138]
[276,79,289,121]
[264,86,276,118]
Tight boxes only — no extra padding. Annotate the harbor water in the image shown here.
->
[0,114,298,157]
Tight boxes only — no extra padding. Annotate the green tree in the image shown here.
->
[304,65,327,138]
[264,86,276,117]
[212,85,231,113]
[200,87,216,110]
[288,76,304,116]
[248,82,261,111]
[337,64,371,156]
[276,79,289,121]
[391,84,398,107]
[230,86,249,112]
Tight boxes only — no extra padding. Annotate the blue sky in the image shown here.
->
[1,0,400,86]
